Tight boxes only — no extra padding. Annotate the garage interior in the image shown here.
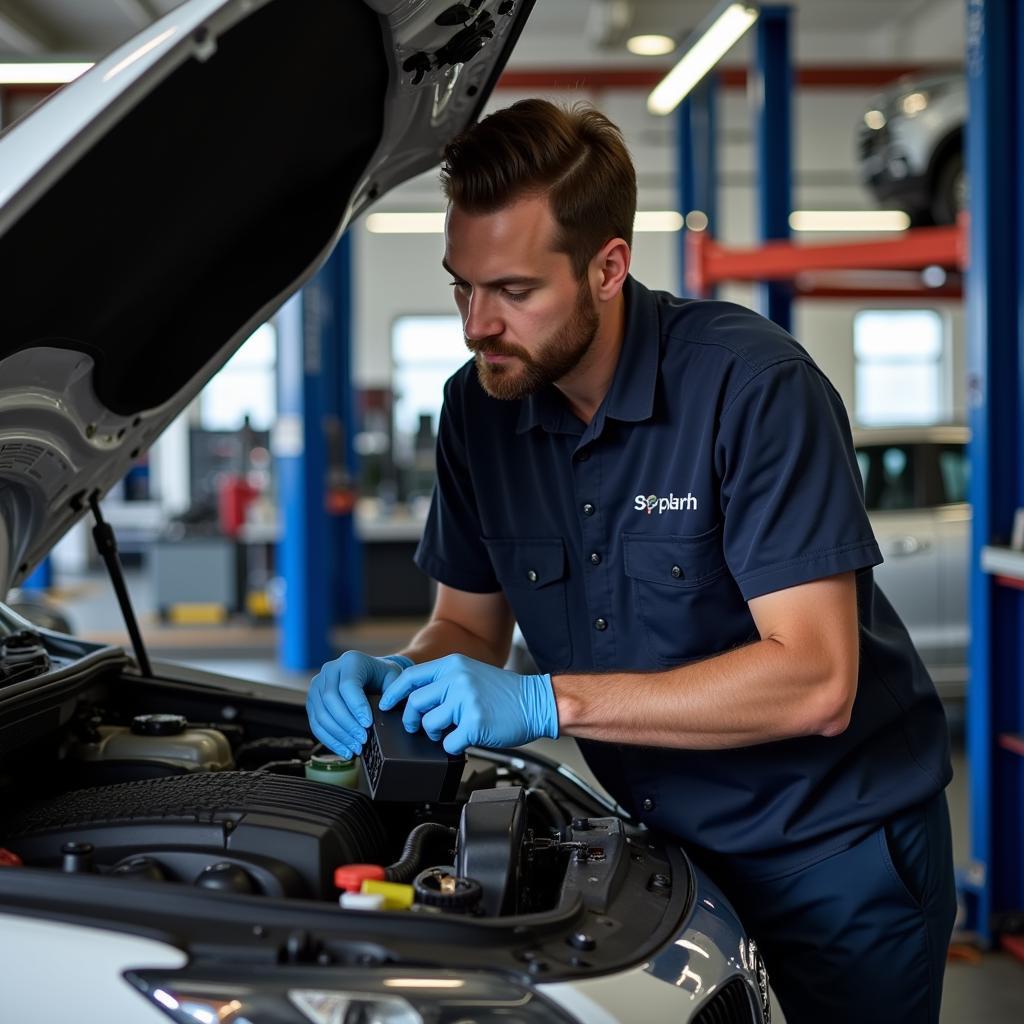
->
[1,0,1023,1020]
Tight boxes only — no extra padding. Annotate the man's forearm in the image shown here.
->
[553,637,853,749]
[399,618,508,669]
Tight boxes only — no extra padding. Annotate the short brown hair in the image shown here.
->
[440,98,637,278]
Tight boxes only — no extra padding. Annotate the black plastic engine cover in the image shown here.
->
[456,785,527,916]
[2,771,388,899]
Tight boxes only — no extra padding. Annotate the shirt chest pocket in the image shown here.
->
[622,527,736,665]
[483,537,572,672]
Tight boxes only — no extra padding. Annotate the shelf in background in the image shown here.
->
[980,545,1024,590]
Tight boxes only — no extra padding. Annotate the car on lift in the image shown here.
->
[858,72,965,224]
[854,425,970,701]
[0,2,770,1023]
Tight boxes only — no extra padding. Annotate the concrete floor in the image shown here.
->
[25,569,1024,1021]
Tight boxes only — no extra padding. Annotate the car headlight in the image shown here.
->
[128,969,577,1024]
[900,90,929,116]
[745,939,771,1023]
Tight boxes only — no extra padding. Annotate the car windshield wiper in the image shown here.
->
[88,493,152,677]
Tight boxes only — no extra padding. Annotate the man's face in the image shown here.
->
[443,194,599,400]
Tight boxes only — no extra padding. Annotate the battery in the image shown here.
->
[362,693,465,802]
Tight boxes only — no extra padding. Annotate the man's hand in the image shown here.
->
[307,651,413,758]
[379,654,559,755]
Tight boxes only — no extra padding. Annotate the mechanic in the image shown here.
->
[307,99,956,1023]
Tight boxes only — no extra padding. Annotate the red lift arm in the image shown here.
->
[686,221,968,299]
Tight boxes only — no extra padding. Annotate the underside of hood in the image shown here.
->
[0,0,534,593]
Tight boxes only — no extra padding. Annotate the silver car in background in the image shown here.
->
[858,72,966,225]
[854,425,970,700]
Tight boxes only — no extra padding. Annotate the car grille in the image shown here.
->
[858,124,888,160]
[693,978,759,1024]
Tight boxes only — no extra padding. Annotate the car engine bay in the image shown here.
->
[0,626,690,972]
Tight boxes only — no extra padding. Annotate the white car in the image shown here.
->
[0,2,770,1022]
[854,426,970,701]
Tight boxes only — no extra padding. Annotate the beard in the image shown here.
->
[466,280,599,401]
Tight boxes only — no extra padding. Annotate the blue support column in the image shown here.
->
[751,6,793,331]
[21,557,52,592]
[277,236,363,670]
[677,75,718,294]
[965,0,1023,941]
[319,233,364,626]
[276,280,332,672]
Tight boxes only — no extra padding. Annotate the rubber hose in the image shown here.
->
[385,822,457,884]
[526,786,568,830]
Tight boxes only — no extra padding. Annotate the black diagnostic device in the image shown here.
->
[363,694,465,802]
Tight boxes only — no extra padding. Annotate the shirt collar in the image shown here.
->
[516,275,660,435]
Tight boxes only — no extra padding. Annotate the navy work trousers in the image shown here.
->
[702,791,957,1023]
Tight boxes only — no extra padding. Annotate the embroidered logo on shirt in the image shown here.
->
[635,492,698,514]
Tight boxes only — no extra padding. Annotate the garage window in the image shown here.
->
[853,309,946,426]
[392,315,467,461]
[200,322,277,431]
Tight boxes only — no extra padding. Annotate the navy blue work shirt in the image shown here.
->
[415,276,952,875]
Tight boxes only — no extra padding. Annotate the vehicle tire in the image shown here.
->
[931,151,966,225]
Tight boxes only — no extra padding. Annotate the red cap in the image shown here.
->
[334,863,386,892]
[0,848,23,867]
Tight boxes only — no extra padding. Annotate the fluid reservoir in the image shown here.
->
[70,714,233,772]
[305,754,360,789]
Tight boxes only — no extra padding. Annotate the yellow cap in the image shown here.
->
[360,879,415,910]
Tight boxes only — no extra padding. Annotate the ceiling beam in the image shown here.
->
[497,63,962,91]
[0,1,58,55]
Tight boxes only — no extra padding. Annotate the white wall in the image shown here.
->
[352,72,966,427]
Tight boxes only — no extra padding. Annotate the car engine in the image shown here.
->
[0,697,618,918]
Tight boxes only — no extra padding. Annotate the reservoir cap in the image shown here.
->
[131,713,187,736]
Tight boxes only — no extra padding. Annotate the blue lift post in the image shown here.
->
[965,0,1024,943]
[277,237,361,671]
[677,75,718,294]
[751,5,793,332]
[319,234,364,628]
[20,557,53,592]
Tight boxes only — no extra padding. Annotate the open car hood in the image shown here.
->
[0,0,533,594]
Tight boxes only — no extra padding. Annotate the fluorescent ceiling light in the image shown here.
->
[366,211,685,234]
[366,212,446,233]
[0,62,93,84]
[648,2,758,116]
[634,210,684,232]
[789,210,911,232]
[627,34,676,56]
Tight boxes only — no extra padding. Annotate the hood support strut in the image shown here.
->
[89,494,152,677]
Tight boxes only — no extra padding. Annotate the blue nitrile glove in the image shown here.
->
[378,654,559,755]
[307,651,414,758]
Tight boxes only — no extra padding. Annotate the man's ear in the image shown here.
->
[591,237,631,301]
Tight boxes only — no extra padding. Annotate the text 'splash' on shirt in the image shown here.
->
[415,275,952,878]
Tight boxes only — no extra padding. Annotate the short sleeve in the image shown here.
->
[414,373,501,593]
[716,358,882,601]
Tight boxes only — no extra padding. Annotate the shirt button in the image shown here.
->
[576,449,591,462]
[671,565,683,579]
[642,798,655,812]
[594,618,608,631]
[527,569,538,583]
[582,503,595,516]
[590,552,602,565]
